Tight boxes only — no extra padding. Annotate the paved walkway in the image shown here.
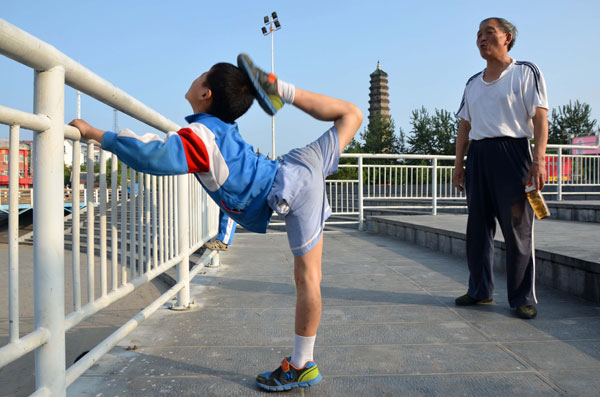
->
[69,227,600,396]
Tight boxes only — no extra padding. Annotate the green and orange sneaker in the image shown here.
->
[256,356,322,392]
[237,53,284,116]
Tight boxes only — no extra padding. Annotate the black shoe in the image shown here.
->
[455,294,493,306]
[516,305,537,319]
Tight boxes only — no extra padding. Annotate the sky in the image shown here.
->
[1,0,599,157]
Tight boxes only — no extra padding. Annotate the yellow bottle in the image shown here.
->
[525,181,550,219]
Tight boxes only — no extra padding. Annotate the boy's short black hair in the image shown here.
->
[204,62,254,123]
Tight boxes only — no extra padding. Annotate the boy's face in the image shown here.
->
[185,71,212,113]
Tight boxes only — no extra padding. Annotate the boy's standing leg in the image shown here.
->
[239,54,362,391]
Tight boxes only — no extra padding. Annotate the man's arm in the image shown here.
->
[528,107,549,190]
[452,118,471,192]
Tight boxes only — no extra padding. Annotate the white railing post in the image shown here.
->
[33,65,66,396]
[8,125,20,343]
[557,148,563,201]
[432,158,438,215]
[176,174,191,308]
[358,156,364,231]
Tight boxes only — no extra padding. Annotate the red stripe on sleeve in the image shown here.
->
[177,128,210,173]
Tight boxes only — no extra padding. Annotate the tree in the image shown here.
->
[549,100,597,144]
[407,107,458,155]
[360,114,405,154]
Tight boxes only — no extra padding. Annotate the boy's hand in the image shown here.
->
[69,119,105,143]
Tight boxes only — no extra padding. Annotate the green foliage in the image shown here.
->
[360,114,405,154]
[549,100,597,144]
[64,164,72,186]
[407,107,458,155]
[78,156,123,187]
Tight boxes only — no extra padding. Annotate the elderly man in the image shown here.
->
[452,17,548,319]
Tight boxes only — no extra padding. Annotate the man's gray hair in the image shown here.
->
[480,17,518,51]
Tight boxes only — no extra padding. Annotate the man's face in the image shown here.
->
[477,19,510,60]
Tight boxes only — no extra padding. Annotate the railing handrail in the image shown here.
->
[0,18,219,397]
[0,18,179,134]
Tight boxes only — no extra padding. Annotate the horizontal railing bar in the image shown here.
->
[0,18,179,133]
[0,105,51,131]
[189,250,217,280]
[65,280,185,387]
[341,153,457,160]
[30,387,50,397]
[64,254,182,331]
[0,327,50,369]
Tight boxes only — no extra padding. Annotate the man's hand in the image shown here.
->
[69,119,105,143]
[527,162,547,191]
[453,165,465,192]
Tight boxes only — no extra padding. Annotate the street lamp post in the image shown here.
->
[261,12,281,160]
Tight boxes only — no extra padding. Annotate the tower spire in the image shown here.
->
[368,61,390,124]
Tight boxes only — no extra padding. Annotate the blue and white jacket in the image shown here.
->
[102,113,278,233]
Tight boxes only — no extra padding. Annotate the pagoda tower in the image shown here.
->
[368,61,390,125]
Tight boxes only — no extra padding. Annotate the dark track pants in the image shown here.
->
[465,137,537,308]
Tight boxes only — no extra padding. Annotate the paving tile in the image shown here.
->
[70,225,600,396]
[504,340,600,370]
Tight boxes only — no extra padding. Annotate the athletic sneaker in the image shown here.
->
[256,356,322,392]
[203,239,228,252]
[237,53,284,116]
[455,294,493,306]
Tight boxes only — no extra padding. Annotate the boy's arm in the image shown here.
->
[291,89,363,154]
[70,119,105,143]
[69,119,210,176]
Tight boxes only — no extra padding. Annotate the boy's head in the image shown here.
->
[185,62,254,124]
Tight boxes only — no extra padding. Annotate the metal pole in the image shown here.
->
[358,156,364,231]
[432,158,438,215]
[176,174,190,307]
[33,65,66,395]
[557,148,563,201]
[271,26,276,160]
[8,125,19,343]
[72,141,81,310]
[99,149,107,297]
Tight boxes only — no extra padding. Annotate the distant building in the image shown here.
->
[0,139,33,188]
[368,61,390,124]
[64,141,102,167]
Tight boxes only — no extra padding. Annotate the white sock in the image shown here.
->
[290,334,315,368]
[277,79,295,104]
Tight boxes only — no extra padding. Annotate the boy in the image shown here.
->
[70,53,363,391]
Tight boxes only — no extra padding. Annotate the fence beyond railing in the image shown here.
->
[324,145,600,230]
[0,18,218,396]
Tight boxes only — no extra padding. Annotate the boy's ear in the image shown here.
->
[202,88,212,100]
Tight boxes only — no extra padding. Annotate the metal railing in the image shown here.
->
[0,18,218,396]
[326,144,600,229]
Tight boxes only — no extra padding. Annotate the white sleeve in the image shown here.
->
[522,63,548,118]
[457,88,470,122]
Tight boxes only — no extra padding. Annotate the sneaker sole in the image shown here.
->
[256,374,323,392]
[237,54,278,116]
[455,298,494,306]
[516,310,537,319]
